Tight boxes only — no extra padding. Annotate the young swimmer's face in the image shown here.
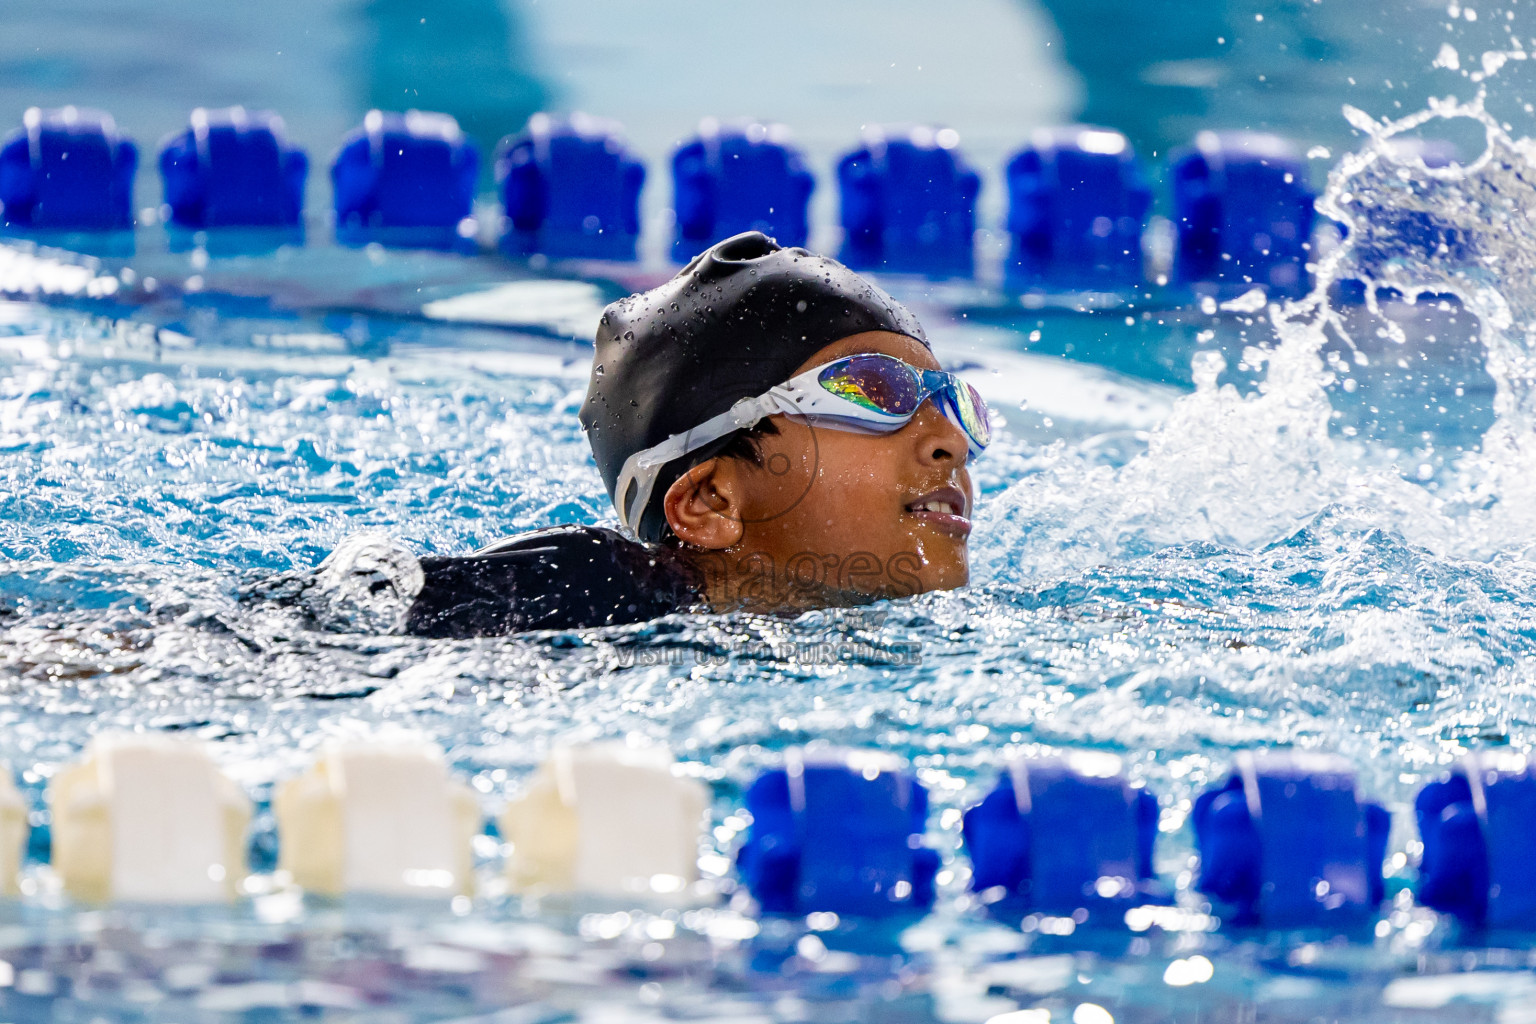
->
[663,331,974,610]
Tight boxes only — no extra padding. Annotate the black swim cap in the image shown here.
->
[580,231,929,542]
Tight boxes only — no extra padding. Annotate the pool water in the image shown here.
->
[10,58,1536,1024]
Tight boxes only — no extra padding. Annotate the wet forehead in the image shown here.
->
[792,331,938,375]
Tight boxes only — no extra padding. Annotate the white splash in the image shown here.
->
[981,79,1536,577]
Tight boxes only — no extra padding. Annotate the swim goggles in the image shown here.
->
[613,352,992,537]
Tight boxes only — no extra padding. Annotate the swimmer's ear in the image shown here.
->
[662,458,746,549]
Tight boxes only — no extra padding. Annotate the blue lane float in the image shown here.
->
[1170,130,1316,297]
[671,119,814,260]
[331,110,479,244]
[0,107,137,231]
[963,752,1160,917]
[1417,751,1536,929]
[0,104,1362,298]
[1005,126,1151,291]
[736,749,939,918]
[1193,751,1389,929]
[496,113,645,261]
[158,107,307,229]
[836,125,980,278]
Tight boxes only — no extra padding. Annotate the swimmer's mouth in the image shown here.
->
[904,487,971,536]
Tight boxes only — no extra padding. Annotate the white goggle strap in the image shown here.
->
[613,395,780,538]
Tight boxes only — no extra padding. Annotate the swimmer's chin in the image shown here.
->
[681,551,968,616]
[916,559,969,595]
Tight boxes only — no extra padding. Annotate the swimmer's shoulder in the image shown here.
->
[467,524,635,559]
[406,525,701,638]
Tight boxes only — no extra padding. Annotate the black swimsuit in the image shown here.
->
[403,525,701,638]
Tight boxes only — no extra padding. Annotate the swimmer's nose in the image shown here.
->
[911,399,970,467]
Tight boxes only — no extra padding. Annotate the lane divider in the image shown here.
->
[1192,751,1389,929]
[1005,127,1150,291]
[330,110,480,248]
[670,118,815,259]
[501,744,707,897]
[497,112,645,262]
[159,106,306,230]
[0,107,136,232]
[1169,130,1316,297]
[273,737,479,898]
[837,124,980,278]
[14,732,1519,938]
[736,748,939,917]
[0,105,1327,293]
[1417,750,1536,928]
[963,751,1161,918]
[48,733,249,903]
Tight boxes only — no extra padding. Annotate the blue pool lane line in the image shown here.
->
[671,118,816,260]
[0,105,1324,295]
[1192,751,1390,930]
[1169,130,1317,298]
[736,748,939,917]
[159,107,307,230]
[963,751,1162,920]
[0,107,137,231]
[12,734,1536,938]
[331,110,481,250]
[837,124,980,278]
[497,112,645,262]
[1417,751,1536,929]
[1005,127,1151,293]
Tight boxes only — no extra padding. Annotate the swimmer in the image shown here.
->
[309,231,991,638]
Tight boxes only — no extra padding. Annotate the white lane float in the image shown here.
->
[274,737,479,897]
[0,768,26,895]
[501,744,709,897]
[49,733,251,903]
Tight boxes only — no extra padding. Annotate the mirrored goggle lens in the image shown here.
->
[817,355,922,415]
[952,380,992,448]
